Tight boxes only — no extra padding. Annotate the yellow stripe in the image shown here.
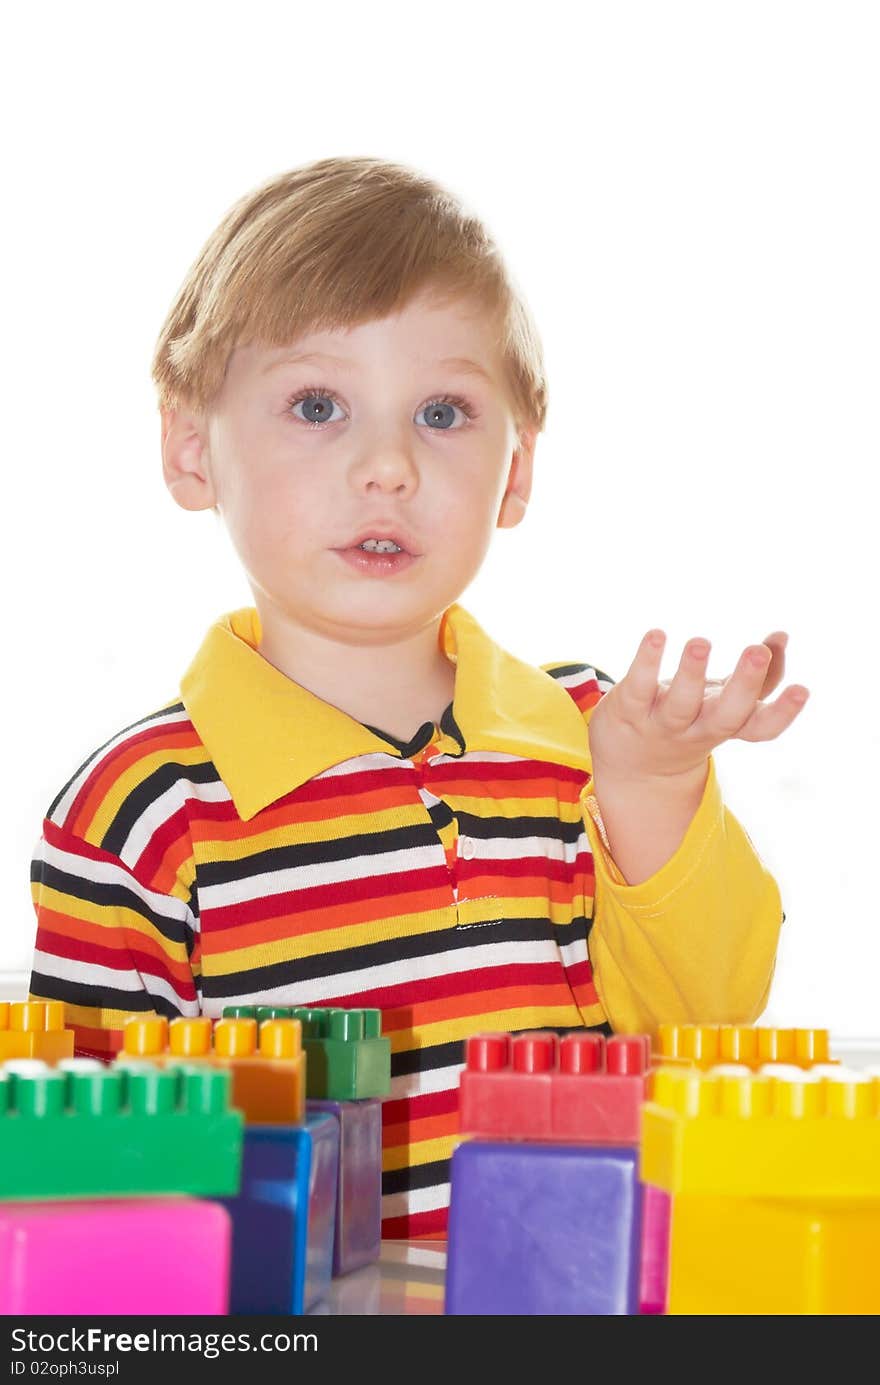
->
[383,1134,460,1172]
[33,886,191,961]
[388,1004,589,1054]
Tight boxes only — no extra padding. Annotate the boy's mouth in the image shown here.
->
[336,523,421,557]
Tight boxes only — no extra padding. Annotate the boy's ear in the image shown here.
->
[161,408,219,512]
[497,427,537,530]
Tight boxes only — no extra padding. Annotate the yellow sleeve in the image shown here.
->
[582,754,784,1036]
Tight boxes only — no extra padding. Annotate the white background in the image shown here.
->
[3,2,877,1035]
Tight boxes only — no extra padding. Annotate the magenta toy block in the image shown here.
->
[459,1030,650,1142]
[0,1198,230,1314]
[446,1141,642,1314]
[640,1185,671,1314]
[307,1097,382,1276]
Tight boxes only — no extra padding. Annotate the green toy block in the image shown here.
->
[222,1005,391,1100]
[0,1058,243,1201]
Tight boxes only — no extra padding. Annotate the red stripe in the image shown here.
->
[66,721,194,835]
[133,805,191,888]
[381,1087,459,1126]
[383,1207,449,1238]
[325,958,582,1012]
[36,928,197,1002]
[201,863,452,930]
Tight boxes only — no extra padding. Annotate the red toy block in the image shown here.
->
[459,1031,651,1143]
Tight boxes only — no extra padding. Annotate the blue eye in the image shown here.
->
[285,386,476,431]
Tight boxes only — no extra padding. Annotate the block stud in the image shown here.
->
[259,1018,302,1059]
[213,1018,258,1058]
[559,1033,604,1074]
[512,1032,556,1073]
[168,1017,213,1057]
[123,1016,169,1057]
[466,1033,510,1072]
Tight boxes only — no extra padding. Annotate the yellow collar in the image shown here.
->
[180,603,591,821]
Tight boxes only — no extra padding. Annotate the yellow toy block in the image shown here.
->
[118,1015,305,1124]
[666,1194,880,1314]
[641,1064,880,1198]
[0,1002,74,1064]
[653,1023,831,1069]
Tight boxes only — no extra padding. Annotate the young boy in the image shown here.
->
[28,155,808,1239]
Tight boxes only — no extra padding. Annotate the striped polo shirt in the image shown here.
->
[29,602,784,1237]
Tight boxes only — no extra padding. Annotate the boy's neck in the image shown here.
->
[254,606,458,742]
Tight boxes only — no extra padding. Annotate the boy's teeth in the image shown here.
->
[359,538,403,552]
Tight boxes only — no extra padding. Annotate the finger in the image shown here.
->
[706,644,776,738]
[654,638,712,730]
[758,631,788,699]
[618,630,666,716]
[735,684,810,742]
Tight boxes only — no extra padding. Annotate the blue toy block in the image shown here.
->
[219,1111,340,1314]
[308,1097,382,1276]
[445,1142,643,1315]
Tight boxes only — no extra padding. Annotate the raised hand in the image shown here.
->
[587,629,810,784]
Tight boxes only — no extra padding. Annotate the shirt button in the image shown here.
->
[459,837,476,860]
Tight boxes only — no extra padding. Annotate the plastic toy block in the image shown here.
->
[223,1004,391,1100]
[0,1058,243,1200]
[0,1001,74,1064]
[308,1097,382,1276]
[119,1015,305,1124]
[445,1142,642,1314]
[459,1030,651,1142]
[664,1194,880,1315]
[218,1112,340,1314]
[641,1064,880,1198]
[640,1185,672,1314]
[654,1023,832,1070]
[0,1198,231,1314]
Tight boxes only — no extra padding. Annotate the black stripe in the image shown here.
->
[383,1156,450,1197]
[198,819,443,888]
[199,913,593,999]
[440,703,466,754]
[543,662,616,687]
[199,812,587,890]
[32,859,194,949]
[426,800,455,832]
[392,1037,465,1077]
[102,760,222,856]
[456,813,584,844]
[390,1019,612,1078]
[28,971,188,1019]
[360,718,439,758]
[46,701,188,820]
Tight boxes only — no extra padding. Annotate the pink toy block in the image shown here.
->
[459,1031,651,1142]
[0,1198,231,1314]
[640,1185,672,1314]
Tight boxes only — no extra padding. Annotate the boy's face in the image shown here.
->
[162,290,536,644]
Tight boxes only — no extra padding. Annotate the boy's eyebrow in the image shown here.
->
[261,351,494,383]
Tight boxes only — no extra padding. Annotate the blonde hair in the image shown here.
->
[151,156,548,441]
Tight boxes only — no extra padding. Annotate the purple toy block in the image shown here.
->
[445,1142,642,1315]
[307,1097,382,1276]
[0,1197,230,1314]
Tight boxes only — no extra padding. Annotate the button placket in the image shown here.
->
[414,753,462,914]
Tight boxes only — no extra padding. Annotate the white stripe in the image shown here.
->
[381,1184,451,1219]
[37,836,194,930]
[31,951,200,1013]
[458,832,588,863]
[199,935,571,1015]
[553,666,614,694]
[389,1062,464,1101]
[199,841,447,910]
[117,778,229,868]
[49,707,192,827]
